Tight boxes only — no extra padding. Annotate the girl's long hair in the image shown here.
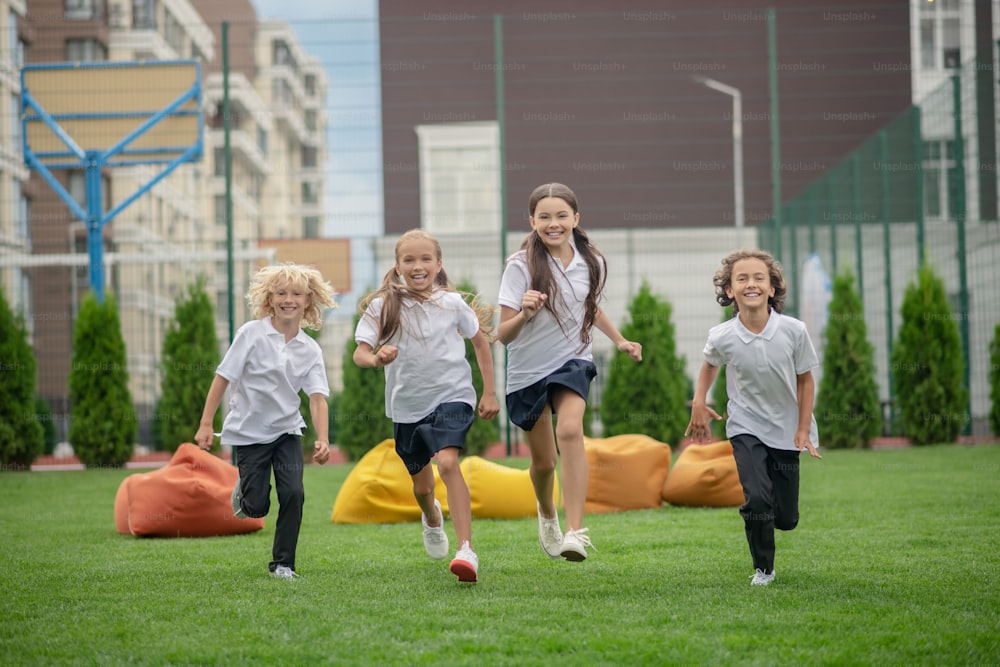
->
[247,262,337,330]
[358,229,496,345]
[520,183,606,348]
[712,248,787,314]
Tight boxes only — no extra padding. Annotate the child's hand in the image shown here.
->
[521,290,547,321]
[374,344,398,368]
[794,430,822,459]
[194,425,215,450]
[478,394,499,420]
[313,440,330,465]
[618,339,642,362]
[684,404,722,444]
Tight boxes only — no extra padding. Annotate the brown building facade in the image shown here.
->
[379,0,913,234]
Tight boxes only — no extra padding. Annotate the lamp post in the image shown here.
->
[694,76,744,228]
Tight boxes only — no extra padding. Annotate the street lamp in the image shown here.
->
[694,75,744,228]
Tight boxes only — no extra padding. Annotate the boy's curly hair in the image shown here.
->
[712,248,786,314]
[247,263,337,329]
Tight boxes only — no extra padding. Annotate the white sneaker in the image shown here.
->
[231,475,247,519]
[421,499,449,560]
[750,568,776,586]
[537,503,563,559]
[272,565,298,580]
[449,541,479,583]
[560,528,593,562]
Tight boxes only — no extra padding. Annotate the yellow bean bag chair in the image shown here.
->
[331,439,559,523]
[461,455,559,520]
[661,440,744,507]
[584,434,672,513]
[114,442,266,537]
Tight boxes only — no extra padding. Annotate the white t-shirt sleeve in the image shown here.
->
[455,296,481,339]
[703,329,725,367]
[300,348,330,397]
[216,322,253,382]
[498,257,529,311]
[794,322,820,375]
[354,298,383,347]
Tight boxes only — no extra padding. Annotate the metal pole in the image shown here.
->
[494,14,511,456]
[84,150,105,302]
[852,153,863,294]
[694,76,744,228]
[768,7,782,262]
[879,131,895,430]
[951,74,971,434]
[913,105,925,265]
[223,22,235,344]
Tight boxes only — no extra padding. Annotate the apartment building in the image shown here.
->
[0,0,28,313]
[21,0,328,446]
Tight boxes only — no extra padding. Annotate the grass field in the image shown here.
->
[1,444,998,666]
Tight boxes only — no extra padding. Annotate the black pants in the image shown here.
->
[233,433,304,572]
[730,433,800,573]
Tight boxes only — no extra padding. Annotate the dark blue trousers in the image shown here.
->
[730,433,801,573]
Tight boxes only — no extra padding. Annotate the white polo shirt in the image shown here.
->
[355,289,480,423]
[704,311,820,451]
[498,244,599,393]
[216,317,329,446]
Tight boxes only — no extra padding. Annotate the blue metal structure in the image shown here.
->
[20,60,203,302]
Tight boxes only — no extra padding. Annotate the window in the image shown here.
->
[257,127,268,156]
[163,9,185,56]
[919,0,962,70]
[305,110,318,132]
[301,146,318,169]
[65,0,101,20]
[214,195,227,226]
[301,181,319,205]
[11,93,21,155]
[132,0,157,29]
[303,216,321,238]
[273,40,297,70]
[65,38,107,62]
[213,147,225,177]
[304,74,316,97]
[13,179,29,242]
[923,139,959,219]
[415,122,500,233]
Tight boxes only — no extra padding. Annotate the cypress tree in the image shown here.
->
[69,292,136,467]
[890,263,968,444]
[815,269,883,448]
[338,311,391,460]
[158,277,220,451]
[601,281,689,445]
[455,280,499,456]
[0,286,44,469]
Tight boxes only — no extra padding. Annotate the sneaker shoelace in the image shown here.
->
[541,518,562,543]
[565,527,594,550]
[424,527,447,542]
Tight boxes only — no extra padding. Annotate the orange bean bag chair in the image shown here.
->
[584,434,672,513]
[114,442,265,537]
[661,440,745,507]
[331,439,560,523]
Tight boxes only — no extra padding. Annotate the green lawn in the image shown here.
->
[1,445,998,666]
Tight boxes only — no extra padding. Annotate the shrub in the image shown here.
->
[890,263,967,445]
[157,277,220,451]
[601,281,689,446]
[990,323,1000,436]
[815,269,882,448]
[69,292,136,467]
[456,280,499,456]
[337,311,391,461]
[0,286,44,469]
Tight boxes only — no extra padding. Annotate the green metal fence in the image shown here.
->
[758,55,1000,437]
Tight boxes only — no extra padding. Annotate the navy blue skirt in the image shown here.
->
[505,358,597,431]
